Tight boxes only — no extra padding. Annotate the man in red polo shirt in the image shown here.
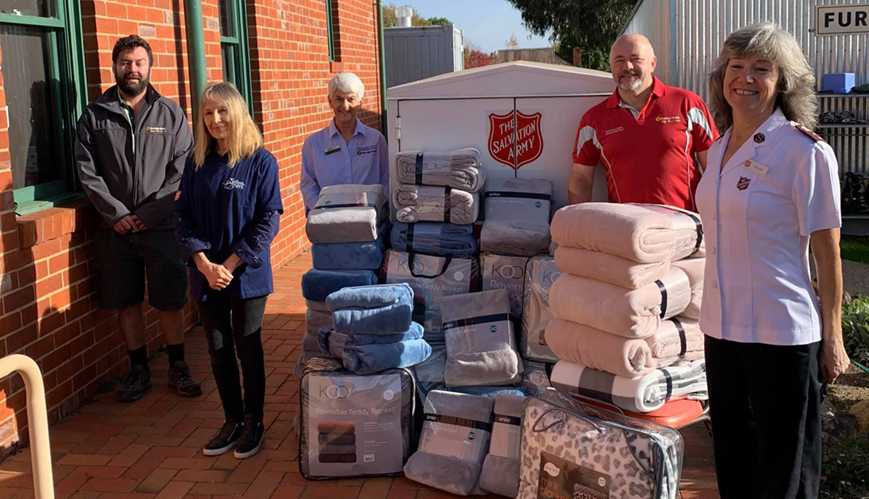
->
[569,34,717,211]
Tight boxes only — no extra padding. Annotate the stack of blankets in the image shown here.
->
[393,148,485,226]
[306,184,389,271]
[545,203,708,414]
[315,283,433,375]
[298,184,392,375]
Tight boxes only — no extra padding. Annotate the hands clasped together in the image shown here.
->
[194,254,242,291]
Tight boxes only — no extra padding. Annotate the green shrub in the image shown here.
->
[842,294,869,364]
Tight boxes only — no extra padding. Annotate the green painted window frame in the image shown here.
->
[326,0,335,62]
[3,1,88,215]
[218,0,253,113]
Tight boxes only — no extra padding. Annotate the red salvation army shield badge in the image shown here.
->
[488,111,543,170]
[736,176,751,191]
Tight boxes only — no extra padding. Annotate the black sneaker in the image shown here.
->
[118,365,152,402]
[203,421,243,456]
[233,421,265,459]
[167,361,202,397]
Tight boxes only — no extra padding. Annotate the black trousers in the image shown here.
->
[198,294,268,424]
[705,335,823,499]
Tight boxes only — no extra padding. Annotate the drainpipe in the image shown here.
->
[184,0,208,119]
[376,0,388,139]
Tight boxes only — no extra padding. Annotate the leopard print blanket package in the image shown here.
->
[518,394,683,499]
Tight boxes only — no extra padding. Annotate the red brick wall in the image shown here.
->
[248,0,384,265]
[0,0,383,458]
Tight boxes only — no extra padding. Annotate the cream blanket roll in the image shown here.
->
[553,246,672,289]
[393,185,479,224]
[549,268,691,338]
[672,257,704,320]
[550,203,703,263]
[544,318,656,377]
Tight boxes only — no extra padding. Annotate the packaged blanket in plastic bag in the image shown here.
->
[520,256,563,363]
[480,393,525,497]
[299,357,416,480]
[382,249,479,344]
[481,253,528,319]
[404,390,494,496]
[518,391,684,499]
[441,289,524,387]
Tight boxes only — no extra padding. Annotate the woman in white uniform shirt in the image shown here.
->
[698,23,849,498]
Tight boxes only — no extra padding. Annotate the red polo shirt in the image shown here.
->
[572,77,717,211]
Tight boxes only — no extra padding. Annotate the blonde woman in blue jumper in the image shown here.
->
[175,82,283,459]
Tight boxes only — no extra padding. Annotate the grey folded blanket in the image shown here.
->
[404,390,495,496]
[306,184,387,244]
[394,184,480,224]
[484,177,552,225]
[396,148,486,192]
[480,220,551,257]
[480,394,525,498]
[305,299,331,313]
[441,289,523,387]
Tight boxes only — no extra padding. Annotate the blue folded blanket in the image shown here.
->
[319,328,432,374]
[327,283,414,334]
[317,322,425,353]
[312,239,385,271]
[300,269,378,302]
[390,222,478,258]
[450,386,528,398]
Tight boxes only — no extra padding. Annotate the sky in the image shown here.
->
[393,0,552,54]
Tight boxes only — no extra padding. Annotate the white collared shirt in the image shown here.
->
[696,108,841,346]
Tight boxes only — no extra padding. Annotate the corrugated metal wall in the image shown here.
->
[385,25,463,89]
[624,0,869,173]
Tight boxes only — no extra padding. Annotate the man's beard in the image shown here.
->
[115,71,149,97]
[617,72,643,92]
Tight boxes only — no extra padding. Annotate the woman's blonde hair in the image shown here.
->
[708,23,817,131]
[193,82,263,168]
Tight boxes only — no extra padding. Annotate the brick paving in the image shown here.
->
[0,252,720,498]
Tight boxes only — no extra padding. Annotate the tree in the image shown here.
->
[464,40,495,69]
[381,4,453,28]
[504,0,635,70]
[504,33,519,49]
[427,17,452,26]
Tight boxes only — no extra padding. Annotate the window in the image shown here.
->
[0,0,88,214]
[326,0,341,62]
[217,0,252,112]
[326,0,335,61]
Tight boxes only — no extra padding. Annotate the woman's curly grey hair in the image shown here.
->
[708,23,817,131]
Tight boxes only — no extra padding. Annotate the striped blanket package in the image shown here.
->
[299,358,415,480]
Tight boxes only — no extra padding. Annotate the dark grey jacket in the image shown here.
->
[75,85,193,230]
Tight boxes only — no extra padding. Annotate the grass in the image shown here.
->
[841,236,869,264]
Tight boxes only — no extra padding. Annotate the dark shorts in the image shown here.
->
[96,229,188,311]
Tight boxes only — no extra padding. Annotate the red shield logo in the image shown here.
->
[488,111,544,170]
[736,176,751,191]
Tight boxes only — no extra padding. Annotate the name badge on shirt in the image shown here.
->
[743,160,768,176]
[324,145,341,155]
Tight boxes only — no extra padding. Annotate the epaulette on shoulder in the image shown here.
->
[792,122,825,143]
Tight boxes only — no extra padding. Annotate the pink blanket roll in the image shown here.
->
[645,318,705,366]
[544,318,656,377]
[553,246,671,290]
[672,258,704,320]
[550,203,704,263]
[549,268,691,338]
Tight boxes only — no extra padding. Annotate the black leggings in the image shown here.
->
[198,294,268,424]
